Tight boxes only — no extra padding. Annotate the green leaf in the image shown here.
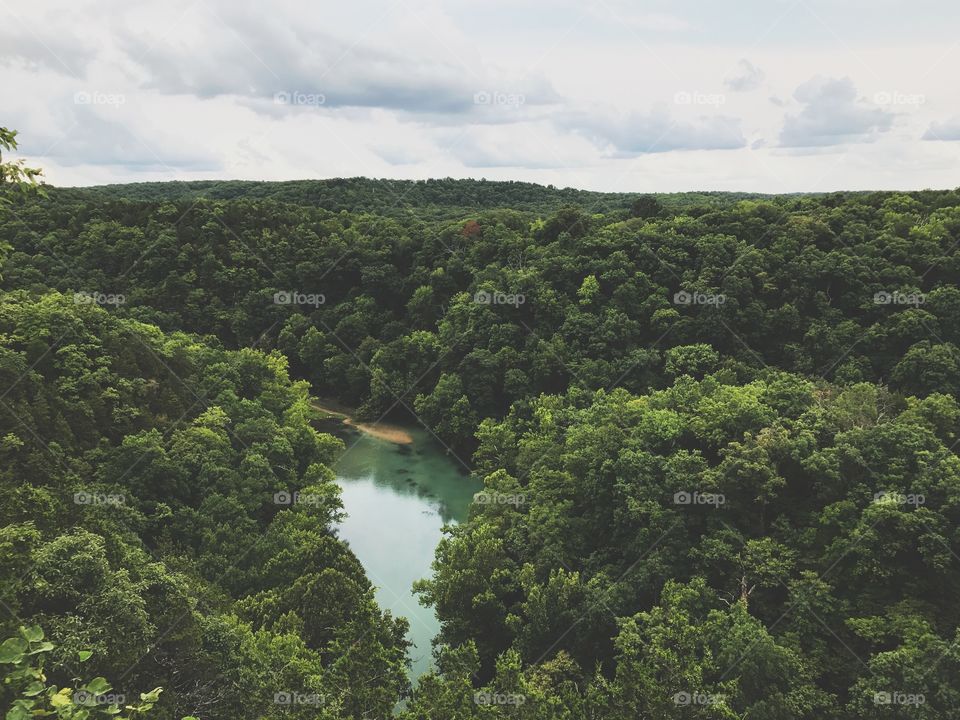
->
[78,650,93,662]
[84,677,111,695]
[50,689,72,708]
[139,688,163,703]
[0,637,27,663]
[19,626,43,643]
[26,641,54,655]
[22,681,44,697]
[5,704,32,720]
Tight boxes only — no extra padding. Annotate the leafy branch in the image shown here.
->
[1,625,197,720]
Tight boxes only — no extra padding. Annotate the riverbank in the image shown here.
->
[311,398,414,444]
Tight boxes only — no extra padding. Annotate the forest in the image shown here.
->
[2,126,960,718]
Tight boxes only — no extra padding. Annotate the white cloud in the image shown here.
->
[2,0,959,191]
[565,108,746,155]
[725,59,764,92]
[779,76,895,148]
[0,7,98,77]
[123,5,560,115]
[923,117,960,141]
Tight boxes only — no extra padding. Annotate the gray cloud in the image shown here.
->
[779,76,894,147]
[0,29,96,77]
[922,117,960,141]
[120,6,558,117]
[1,0,559,120]
[37,105,222,170]
[5,0,958,191]
[564,109,746,155]
[725,59,764,92]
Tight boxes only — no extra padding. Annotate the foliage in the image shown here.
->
[0,292,407,720]
[0,625,190,720]
[5,184,960,459]
[412,379,960,718]
[0,128,44,205]
[4,127,960,718]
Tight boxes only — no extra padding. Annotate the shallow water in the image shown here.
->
[324,420,481,680]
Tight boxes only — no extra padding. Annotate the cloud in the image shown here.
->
[564,108,746,155]
[118,3,559,118]
[0,10,99,77]
[725,59,764,92]
[444,121,597,169]
[3,0,960,191]
[922,117,960,141]
[3,0,560,120]
[47,107,223,170]
[131,30,475,113]
[779,76,894,147]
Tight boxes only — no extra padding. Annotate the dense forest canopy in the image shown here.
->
[2,148,960,718]
[5,184,960,457]
[46,179,773,219]
[0,292,408,719]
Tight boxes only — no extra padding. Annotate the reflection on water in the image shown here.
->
[322,419,481,681]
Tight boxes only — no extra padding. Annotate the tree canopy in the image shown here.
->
[2,129,960,718]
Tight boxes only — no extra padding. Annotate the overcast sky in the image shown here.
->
[3,0,960,192]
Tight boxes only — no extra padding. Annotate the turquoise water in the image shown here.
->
[324,420,481,680]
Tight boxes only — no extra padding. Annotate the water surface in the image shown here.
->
[324,420,481,680]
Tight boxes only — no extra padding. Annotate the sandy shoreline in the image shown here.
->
[311,399,414,444]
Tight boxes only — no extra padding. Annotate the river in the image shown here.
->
[317,416,482,681]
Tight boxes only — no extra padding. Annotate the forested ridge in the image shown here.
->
[3,134,960,717]
[47,179,771,219]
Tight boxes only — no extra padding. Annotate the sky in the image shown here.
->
[2,0,960,192]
